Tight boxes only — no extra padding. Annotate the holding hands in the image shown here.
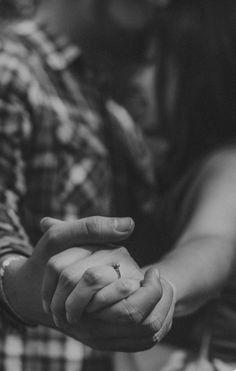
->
[5,216,176,352]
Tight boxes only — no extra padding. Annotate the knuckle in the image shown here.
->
[59,269,77,290]
[119,279,133,296]
[117,246,129,256]
[83,268,102,286]
[84,216,102,237]
[95,291,107,305]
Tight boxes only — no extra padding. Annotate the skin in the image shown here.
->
[82,148,236,326]
[11,0,235,351]
[5,0,236,351]
[5,0,235,352]
[49,148,236,346]
[5,217,173,351]
[3,0,174,352]
[154,149,236,316]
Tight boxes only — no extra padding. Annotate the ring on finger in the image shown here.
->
[111,263,121,279]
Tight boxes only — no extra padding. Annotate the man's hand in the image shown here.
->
[4,216,175,352]
[85,270,176,348]
[4,216,134,327]
[66,270,175,352]
[38,218,174,351]
[40,236,174,351]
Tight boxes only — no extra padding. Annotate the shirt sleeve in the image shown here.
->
[0,83,33,259]
[0,57,35,329]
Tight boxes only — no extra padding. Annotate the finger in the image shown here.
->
[40,217,63,233]
[142,278,175,339]
[90,276,175,342]
[42,247,94,313]
[69,317,156,351]
[151,279,176,343]
[42,245,124,314]
[87,278,140,313]
[93,268,162,324]
[35,216,135,267]
[87,335,155,352]
[65,265,119,323]
[44,243,137,296]
[152,303,174,343]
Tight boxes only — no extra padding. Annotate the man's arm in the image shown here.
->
[150,149,236,316]
[0,68,36,328]
[3,217,134,325]
[0,90,33,260]
[4,217,164,352]
[0,60,138,337]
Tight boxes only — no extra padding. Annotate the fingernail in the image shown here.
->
[42,300,50,314]
[153,332,160,343]
[40,217,49,225]
[113,218,134,233]
[40,217,51,232]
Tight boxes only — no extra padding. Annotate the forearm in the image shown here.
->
[145,234,235,317]
[145,149,236,317]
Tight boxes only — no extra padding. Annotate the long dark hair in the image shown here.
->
[155,0,236,185]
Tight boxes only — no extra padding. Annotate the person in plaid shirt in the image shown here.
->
[4,1,236,371]
[0,0,175,370]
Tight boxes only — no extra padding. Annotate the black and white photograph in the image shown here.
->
[0,1,235,370]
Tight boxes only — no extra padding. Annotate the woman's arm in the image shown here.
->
[146,148,236,316]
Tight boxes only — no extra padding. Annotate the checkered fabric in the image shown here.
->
[0,20,157,371]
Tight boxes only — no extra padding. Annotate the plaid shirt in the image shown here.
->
[0,20,157,371]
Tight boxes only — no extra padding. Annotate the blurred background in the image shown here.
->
[0,0,37,19]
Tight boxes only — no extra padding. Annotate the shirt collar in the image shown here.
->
[13,20,82,71]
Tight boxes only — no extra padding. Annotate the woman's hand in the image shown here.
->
[41,245,144,327]
[66,270,175,352]
[38,218,174,351]
[3,216,175,352]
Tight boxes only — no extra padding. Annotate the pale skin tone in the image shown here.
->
[154,149,236,316]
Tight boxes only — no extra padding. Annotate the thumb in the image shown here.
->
[40,217,64,233]
[39,216,135,248]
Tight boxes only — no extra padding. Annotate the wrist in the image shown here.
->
[1,256,36,325]
[3,255,51,327]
